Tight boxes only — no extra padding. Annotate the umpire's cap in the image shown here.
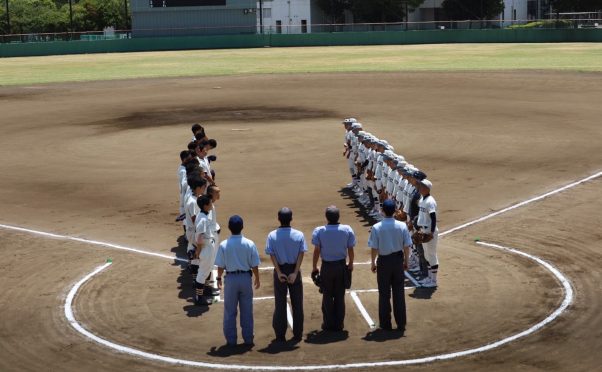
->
[228,215,243,233]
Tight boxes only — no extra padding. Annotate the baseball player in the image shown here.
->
[185,176,207,274]
[342,118,357,187]
[416,179,439,288]
[191,123,205,142]
[195,140,214,184]
[194,195,218,306]
[176,150,192,224]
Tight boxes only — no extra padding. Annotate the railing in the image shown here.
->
[1,19,601,44]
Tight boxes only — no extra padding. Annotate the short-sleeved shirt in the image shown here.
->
[265,227,307,265]
[194,211,213,243]
[311,224,356,262]
[215,235,260,272]
[417,195,438,231]
[368,218,412,256]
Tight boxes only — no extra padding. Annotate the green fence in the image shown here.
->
[1,29,601,58]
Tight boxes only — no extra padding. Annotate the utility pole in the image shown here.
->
[259,0,263,34]
[4,0,9,35]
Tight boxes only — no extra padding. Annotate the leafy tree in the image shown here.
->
[442,0,504,21]
[315,0,352,23]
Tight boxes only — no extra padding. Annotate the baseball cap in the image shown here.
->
[413,170,428,181]
[421,179,432,191]
[382,199,396,214]
[228,215,244,231]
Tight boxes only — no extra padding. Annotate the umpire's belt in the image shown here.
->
[322,259,346,265]
[227,270,252,275]
[379,250,403,257]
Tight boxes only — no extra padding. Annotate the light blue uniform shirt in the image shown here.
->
[311,224,356,262]
[265,227,307,265]
[215,235,260,272]
[368,218,412,256]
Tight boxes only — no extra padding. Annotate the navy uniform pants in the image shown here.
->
[376,251,406,330]
[320,259,347,331]
[273,263,304,339]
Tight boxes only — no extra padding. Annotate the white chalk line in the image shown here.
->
[350,291,376,329]
[66,238,572,369]
[286,303,294,330]
[440,171,602,237]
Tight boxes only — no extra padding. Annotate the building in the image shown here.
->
[131,0,258,37]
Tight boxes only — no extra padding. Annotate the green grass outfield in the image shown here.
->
[1,43,601,86]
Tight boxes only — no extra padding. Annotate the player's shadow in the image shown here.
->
[257,338,300,354]
[304,329,349,344]
[338,187,378,227]
[207,343,254,357]
[183,302,210,317]
[363,328,405,342]
[409,287,437,299]
[171,234,206,316]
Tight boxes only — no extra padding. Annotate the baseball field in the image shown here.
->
[0,43,601,371]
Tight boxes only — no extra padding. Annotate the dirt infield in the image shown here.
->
[0,71,601,371]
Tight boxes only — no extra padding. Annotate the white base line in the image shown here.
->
[404,271,422,287]
[66,238,573,370]
[286,302,294,330]
[440,171,602,237]
[350,291,376,329]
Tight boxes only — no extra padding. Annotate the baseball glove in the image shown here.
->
[412,232,424,245]
[422,233,433,243]
[394,209,407,221]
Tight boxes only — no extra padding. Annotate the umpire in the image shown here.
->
[265,207,307,341]
[311,206,356,331]
[368,199,412,331]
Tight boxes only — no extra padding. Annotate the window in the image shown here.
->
[263,8,271,19]
[301,20,307,33]
[276,20,282,34]
[513,9,517,21]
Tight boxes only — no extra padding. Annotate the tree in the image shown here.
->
[442,0,504,21]
[351,0,425,23]
[315,0,352,23]
[550,0,602,12]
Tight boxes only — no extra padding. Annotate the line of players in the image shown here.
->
[177,123,222,306]
[342,118,439,288]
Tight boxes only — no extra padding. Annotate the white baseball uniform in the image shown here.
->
[195,210,218,284]
[417,194,439,266]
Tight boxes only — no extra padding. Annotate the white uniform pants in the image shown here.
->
[421,228,439,266]
[196,238,218,284]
